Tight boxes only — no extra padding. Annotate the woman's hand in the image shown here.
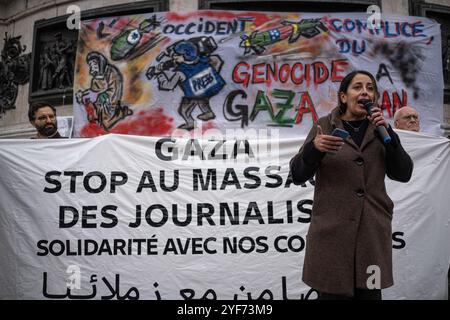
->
[367,106,388,128]
[313,125,345,153]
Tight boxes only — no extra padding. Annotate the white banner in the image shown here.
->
[0,131,449,299]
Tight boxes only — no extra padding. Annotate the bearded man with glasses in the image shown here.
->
[28,103,63,139]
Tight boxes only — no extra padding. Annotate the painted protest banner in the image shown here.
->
[73,10,443,138]
[0,131,449,299]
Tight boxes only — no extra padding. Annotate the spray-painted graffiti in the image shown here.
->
[239,18,328,55]
[109,15,166,61]
[231,59,349,88]
[75,51,132,131]
[327,18,427,38]
[73,11,443,137]
[146,36,225,130]
[224,89,319,128]
[336,38,366,55]
[373,41,424,99]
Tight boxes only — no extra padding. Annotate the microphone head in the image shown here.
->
[359,99,373,113]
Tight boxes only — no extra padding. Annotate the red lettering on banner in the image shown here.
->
[231,59,350,88]
[279,64,290,83]
[331,59,349,82]
[291,63,304,85]
[252,63,266,84]
[266,62,278,87]
[313,62,329,86]
[295,92,318,124]
[232,62,250,87]
[381,90,408,118]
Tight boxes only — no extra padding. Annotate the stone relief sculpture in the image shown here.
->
[0,32,31,117]
[36,32,75,91]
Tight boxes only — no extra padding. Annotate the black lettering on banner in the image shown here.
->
[98,239,113,255]
[204,237,217,254]
[50,240,65,256]
[59,205,118,228]
[36,240,49,256]
[297,200,313,223]
[285,173,295,188]
[84,239,99,255]
[83,172,107,193]
[220,168,241,190]
[286,200,294,223]
[129,205,142,228]
[274,235,305,253]
[193,169,217,191]
[267,201,283,224]
[392,231,406,249]
[136,171,157,192]
[219,202,240,225]
[64,171,83,193]
[265,166,283,188]
[223,236,269,254]
[115,239,127,255]
[191,237,204,254]
[184,139,205,160]
[287,235,305,252]
[274,235,289,253]
[163,238,178,255]
[232,140,252,158]
[173,203,192,226]
[59,206,79,228]
[82,206,98,228]
[110,171,128,193]
[145,204,169,227]
[243,202,264,224]
[223,236,238,253]
[255,236,269,253]
[197,203,215,226]
[210,140,226,160]
[58,199,314,230]
[162,237,217,255]
[376,63,394,84]
[100,205,118,228]
[43,171,62,193]
[36,238,161,257]
[160,170,179,192]
[239,236,255,253]
[155,138,175,161]
[243,166,261,189]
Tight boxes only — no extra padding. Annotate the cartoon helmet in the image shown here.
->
[173,41,198,62]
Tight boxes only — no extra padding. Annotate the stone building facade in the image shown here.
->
[1,0,450,138]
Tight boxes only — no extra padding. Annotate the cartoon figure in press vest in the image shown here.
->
[146,37,225,130]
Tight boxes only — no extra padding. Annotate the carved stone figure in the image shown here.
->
[0,32,31,117]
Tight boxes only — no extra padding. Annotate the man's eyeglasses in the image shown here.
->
[36,114,56,121]
[401,114,419,121]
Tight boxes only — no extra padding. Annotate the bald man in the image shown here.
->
[394,106,420,132]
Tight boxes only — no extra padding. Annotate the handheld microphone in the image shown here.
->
[361,100,391,144]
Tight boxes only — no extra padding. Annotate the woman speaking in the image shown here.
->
[289,70,413,300]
